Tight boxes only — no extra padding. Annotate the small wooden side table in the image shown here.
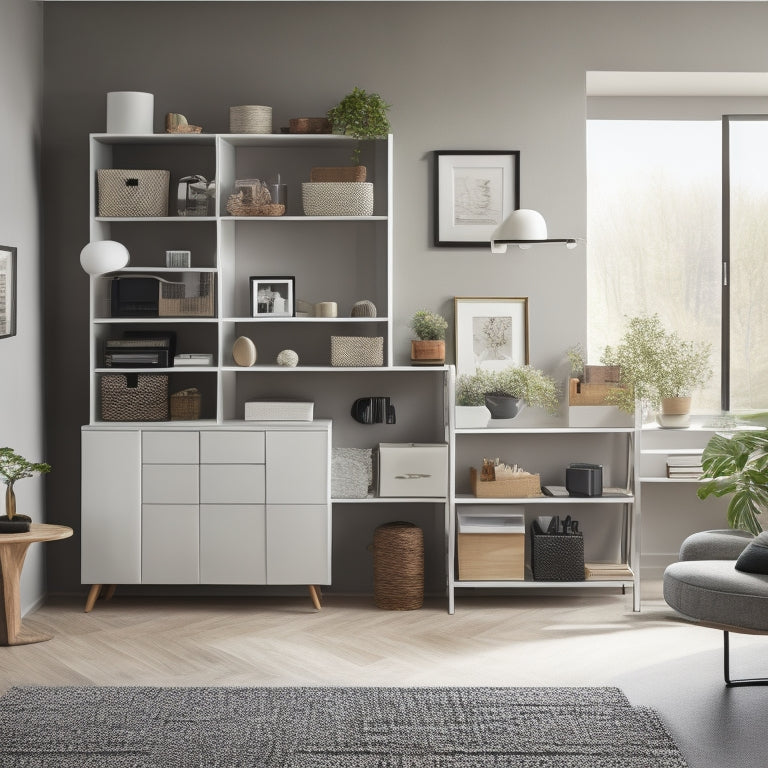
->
[0,523,73,646]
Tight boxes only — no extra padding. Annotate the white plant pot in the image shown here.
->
[455,405,491,429]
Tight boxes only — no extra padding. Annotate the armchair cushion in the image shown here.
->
[679,529,753,561]
[735,531,768,574]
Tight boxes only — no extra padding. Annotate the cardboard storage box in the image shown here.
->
[457,511,525,580]
[377,443,448,497]
[245,400,314,421]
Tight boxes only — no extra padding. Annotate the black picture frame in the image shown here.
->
[0,245,17,339]
[249,276,295,317]
[434,150,520,247]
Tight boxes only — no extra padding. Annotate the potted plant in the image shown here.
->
[0,447,52,532]
[456,365,560,421]
[326,86,391,171]
[600,313,713,423]
[697,430,768,536]
[409,310,448,365]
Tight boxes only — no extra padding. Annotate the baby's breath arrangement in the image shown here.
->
[567,343,586,380]
[410,310,448,341]
[456,366,560,414]
[600,314,713,414]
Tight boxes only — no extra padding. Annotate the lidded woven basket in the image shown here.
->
[372,521,424,610]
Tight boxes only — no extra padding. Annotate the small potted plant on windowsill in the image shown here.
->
[0,447,52,533]
[600,313,713,426]
[409,309,448,365]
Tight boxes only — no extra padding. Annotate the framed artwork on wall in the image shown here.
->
[454,296,529,377]
[250,276,295,317]
[0,245,17,339]
[434,151,520,247]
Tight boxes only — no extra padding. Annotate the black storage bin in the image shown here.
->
[531,528,585,581]
[100,374,169,422]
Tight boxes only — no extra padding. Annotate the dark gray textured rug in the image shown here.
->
[0,685,687,767]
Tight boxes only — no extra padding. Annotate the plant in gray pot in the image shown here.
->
[456,366,560,420]
[697,429,768,536]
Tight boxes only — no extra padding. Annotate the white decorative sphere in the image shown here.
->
[79,240,130,275]
[277,349,299,367]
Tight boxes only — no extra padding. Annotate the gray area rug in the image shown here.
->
[0,685,687,767]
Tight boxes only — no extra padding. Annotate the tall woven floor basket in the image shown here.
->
[373,521,424,610]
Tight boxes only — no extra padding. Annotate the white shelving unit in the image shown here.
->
[448,419,640,614]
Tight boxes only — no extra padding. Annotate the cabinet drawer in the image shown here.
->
[200,431,265,464]
[142,431,199,464]
[142,504,199,583]
[142,464,199,504]
[200,464,266,504]
[200,504,266,584]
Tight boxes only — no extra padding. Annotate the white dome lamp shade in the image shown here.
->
[490,209,578,253]
[79,240,130,275]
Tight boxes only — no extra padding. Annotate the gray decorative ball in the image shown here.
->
[351,299,377,318]
[277,349,299,367]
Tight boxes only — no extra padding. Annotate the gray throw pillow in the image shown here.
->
[735,531,768,574]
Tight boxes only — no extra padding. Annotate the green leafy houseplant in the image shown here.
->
[600,314,713,414]
[455,366,560,414]
[697,431,768,536]
[0,447,51,521]
[410,310,448,341]
[327,87,391,165]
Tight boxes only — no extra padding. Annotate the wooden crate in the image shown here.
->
[470,467,542,498]
[458,532,525,580]
[569,378,622,406]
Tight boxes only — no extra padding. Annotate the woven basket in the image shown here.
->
[170,388,202,420]
[330,336,383,367]
[225,194,285,217]
[302,182,374,216]
[229,105,272,134]
[100,374,168,421]
[158,273,214,317]
[470,467,542,498]
[310,166,367,182]
[290,117,331,134]
[373,521,424,610]
[97,169,170,217]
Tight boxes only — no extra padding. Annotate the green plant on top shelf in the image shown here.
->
[327,87,391,165]
[455,366,560,414]
[410,310,448,341]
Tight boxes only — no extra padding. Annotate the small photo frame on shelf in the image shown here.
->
[0,245,17,339]
[454,296,529,377]
[249,276,295,317]
[434,151,520,247]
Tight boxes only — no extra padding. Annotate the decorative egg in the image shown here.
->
[277,349,299,367]
[351,299,377,318]
[232,336,257,367]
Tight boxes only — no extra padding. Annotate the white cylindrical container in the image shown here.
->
[106,91,154,134]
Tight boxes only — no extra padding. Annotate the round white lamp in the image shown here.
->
[106,91,154,134]
[79,240,130,275]
[490,209,577,253]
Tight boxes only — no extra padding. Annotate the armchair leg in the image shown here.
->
[724,631,768,687]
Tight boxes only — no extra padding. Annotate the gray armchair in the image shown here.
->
[663,529,768,687]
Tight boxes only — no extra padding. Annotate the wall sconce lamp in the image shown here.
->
[490,209,578,253]
[79,240,130,275]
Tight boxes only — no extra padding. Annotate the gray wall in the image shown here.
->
[41,1,764,595]
[0,0,46,613]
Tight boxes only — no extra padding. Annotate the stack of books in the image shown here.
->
[585,563,634,580]
[666,454,703,479]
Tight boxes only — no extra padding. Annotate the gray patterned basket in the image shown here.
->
[100,374,169,421]
[97,169,170,217]
[302,182,374,216]
[331,336,384,367]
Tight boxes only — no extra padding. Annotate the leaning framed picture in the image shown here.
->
[0,245,17,339]
[454,296,529,377]
[249,276,295,317]
[434,151,520,247]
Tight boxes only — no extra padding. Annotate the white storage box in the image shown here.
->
[245,400,314,421]
[377,443,448,498]
[457,510,525,581]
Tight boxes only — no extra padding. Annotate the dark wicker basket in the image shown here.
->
[372,521,424,610]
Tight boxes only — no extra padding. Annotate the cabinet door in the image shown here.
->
[142,464,199,504]
[81,430,141,584]
[142,431,199,464]
[142,504,199,583]
[200,464,265,504]
[200,431,265,464]
[266,504,330,584]
[200,504,266,584]
[266,431,329,504]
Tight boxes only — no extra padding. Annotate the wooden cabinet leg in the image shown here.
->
[84,584,102,613]
[308,584,322,610]
[103,585,117,601]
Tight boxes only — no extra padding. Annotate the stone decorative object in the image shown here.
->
[277,349,299,367]
[165,113,202,134]
[232,336,257,367]
[351,300,377,317]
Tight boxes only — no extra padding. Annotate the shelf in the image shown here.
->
[95,217,217,223]
[91,133,216,145]
[640,477,703,484]
[455,494,634,504]
[223,316,387,324]
[223,215,388,222]
[220,365,449,373]
[96,367,216,374]
[118,267,218,273]
[93,318,218,324]
[456,426,635,434]
[333,497,447,504]
[453,579,635,589]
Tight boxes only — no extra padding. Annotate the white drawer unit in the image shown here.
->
[200,504,267,584]
[200,464,266,504]
[142,504,200,583]
[142,431,199,464]
[142,464,199,505]
[200,431,265,464]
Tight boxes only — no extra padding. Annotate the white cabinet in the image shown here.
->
[142,504,199,583]
[266,431,329,504]
[200,504,266,584]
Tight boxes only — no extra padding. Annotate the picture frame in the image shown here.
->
[434,151,520,247]
[0,245,17,339]
[454,297,529,377]
[249,276,295,317]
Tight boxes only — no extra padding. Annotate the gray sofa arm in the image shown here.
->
[679,529,754,561]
